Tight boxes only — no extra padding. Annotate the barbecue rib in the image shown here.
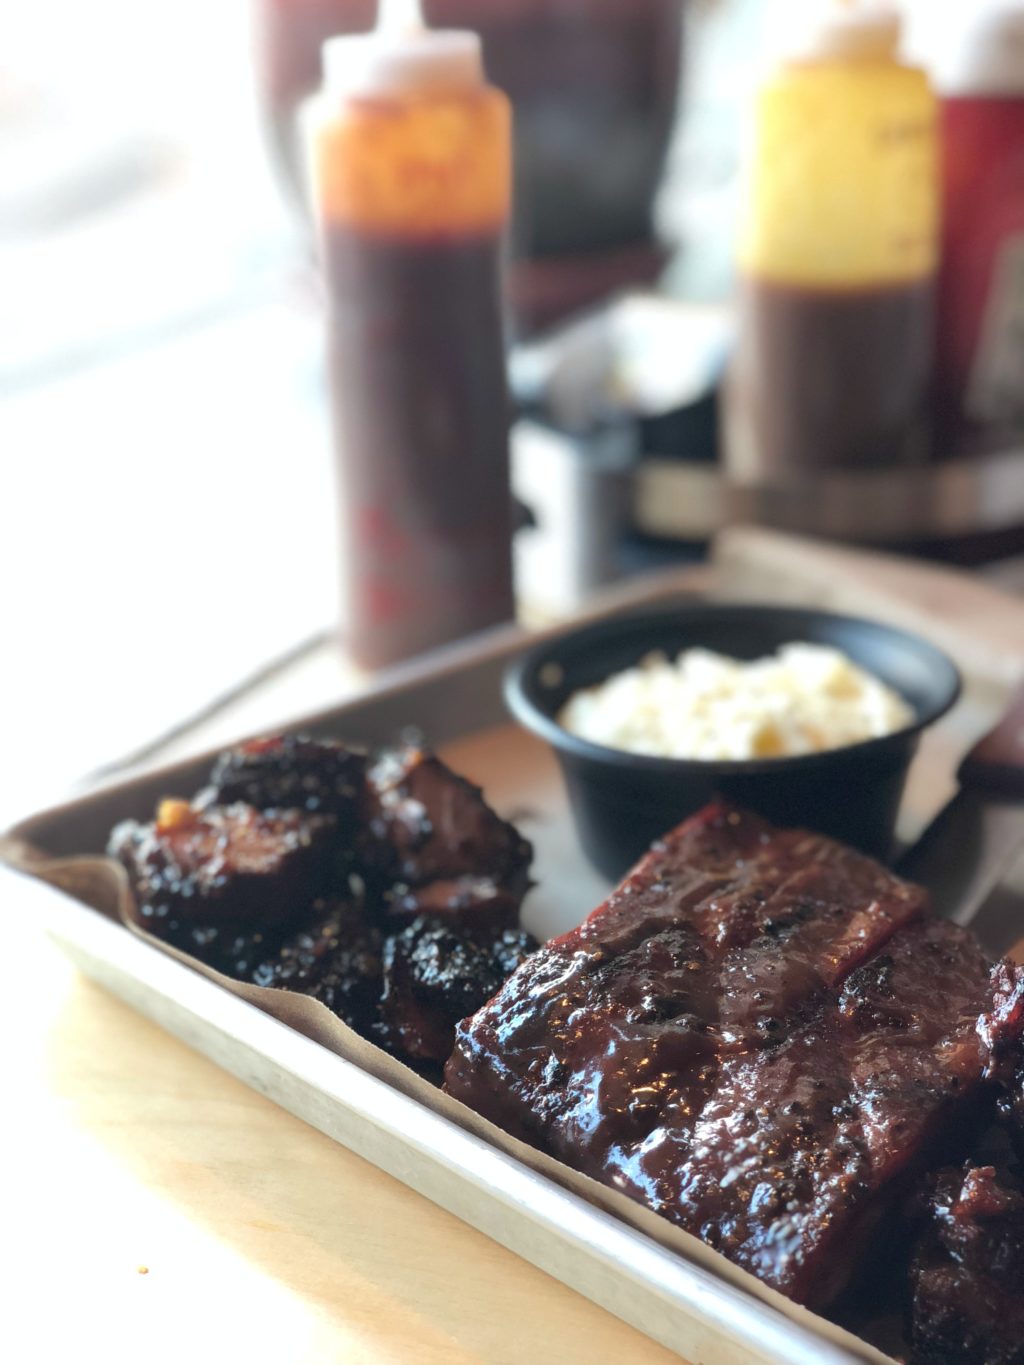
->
[445,802,1023,1307]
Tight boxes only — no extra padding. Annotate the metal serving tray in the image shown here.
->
[4,583,986,1365]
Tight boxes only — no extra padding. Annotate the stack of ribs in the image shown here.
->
[109,736,535,1070]
[445,802,1024,1313]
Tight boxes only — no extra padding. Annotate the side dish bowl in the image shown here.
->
[504,602,961,879]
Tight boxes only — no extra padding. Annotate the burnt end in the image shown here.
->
[108,735,536,1073]
[931,1164,1024,1284]
[909,1164,1024,1364]
[205,735,367,825]
[171,922,290,979]
[383,875,523,931]
[251,899,384,1035]
[360,745,532,900]
[109,801,337,930]
[380,917,537,1064]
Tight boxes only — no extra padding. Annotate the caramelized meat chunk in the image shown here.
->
[909,1164,1024,1364]
[205,735,366,826]
[168,922,290,980]
[252,899,384,1036]
[109,799,336,930]
[360,745,532,927]
[380,917,536,1063]
[445,803,1018,1307]
[108,735,535,1071]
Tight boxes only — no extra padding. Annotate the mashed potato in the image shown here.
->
[557,643,913,761]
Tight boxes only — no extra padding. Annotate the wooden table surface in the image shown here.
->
[9,531,1024,1365]
[6,888,680,1365]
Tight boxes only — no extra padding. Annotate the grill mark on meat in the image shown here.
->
[445,803,1017,1308]
[581,807,925,1051]
[648,920,993,1304]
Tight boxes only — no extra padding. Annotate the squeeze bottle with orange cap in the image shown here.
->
[308,0,514,669]
[724,0,939,480]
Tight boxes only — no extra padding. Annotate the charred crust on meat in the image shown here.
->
[379,917,538,1063]
[909,1162,1024,1364]
[108,735,535,1070]
[206,735,367,821]
[109,801,337,928]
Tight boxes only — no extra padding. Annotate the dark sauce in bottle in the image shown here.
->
[311,34,514,668]
[324,227,513,660]
[727,277,934,477]
[723,14,938,480]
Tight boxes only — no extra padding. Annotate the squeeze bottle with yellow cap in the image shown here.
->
[308,0,514,668]
[724,0,939,480]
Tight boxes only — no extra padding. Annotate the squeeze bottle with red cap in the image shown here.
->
[308,0,514,669]
[934,3,1024,452]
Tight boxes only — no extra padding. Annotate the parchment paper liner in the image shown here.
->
[4,839,902,1365]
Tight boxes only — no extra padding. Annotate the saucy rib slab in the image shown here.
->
[445,803,1024,1307]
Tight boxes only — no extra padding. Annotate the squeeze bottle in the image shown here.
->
[308,0,514,667]
[725,1,939,480]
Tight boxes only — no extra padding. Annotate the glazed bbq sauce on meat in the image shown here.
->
[193,737,533,935]
[205,735,368,826]
[110,736,536,1067]
[109,800,339,932]
[667,917,995,1307]
[358,744,533,926]
[443,804,1017,1307]
[446,803,925,1167]
[909,1163,1024,1365]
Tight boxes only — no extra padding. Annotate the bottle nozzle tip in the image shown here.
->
[377,0,425,34]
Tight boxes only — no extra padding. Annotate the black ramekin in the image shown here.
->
[504,602,961,881]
